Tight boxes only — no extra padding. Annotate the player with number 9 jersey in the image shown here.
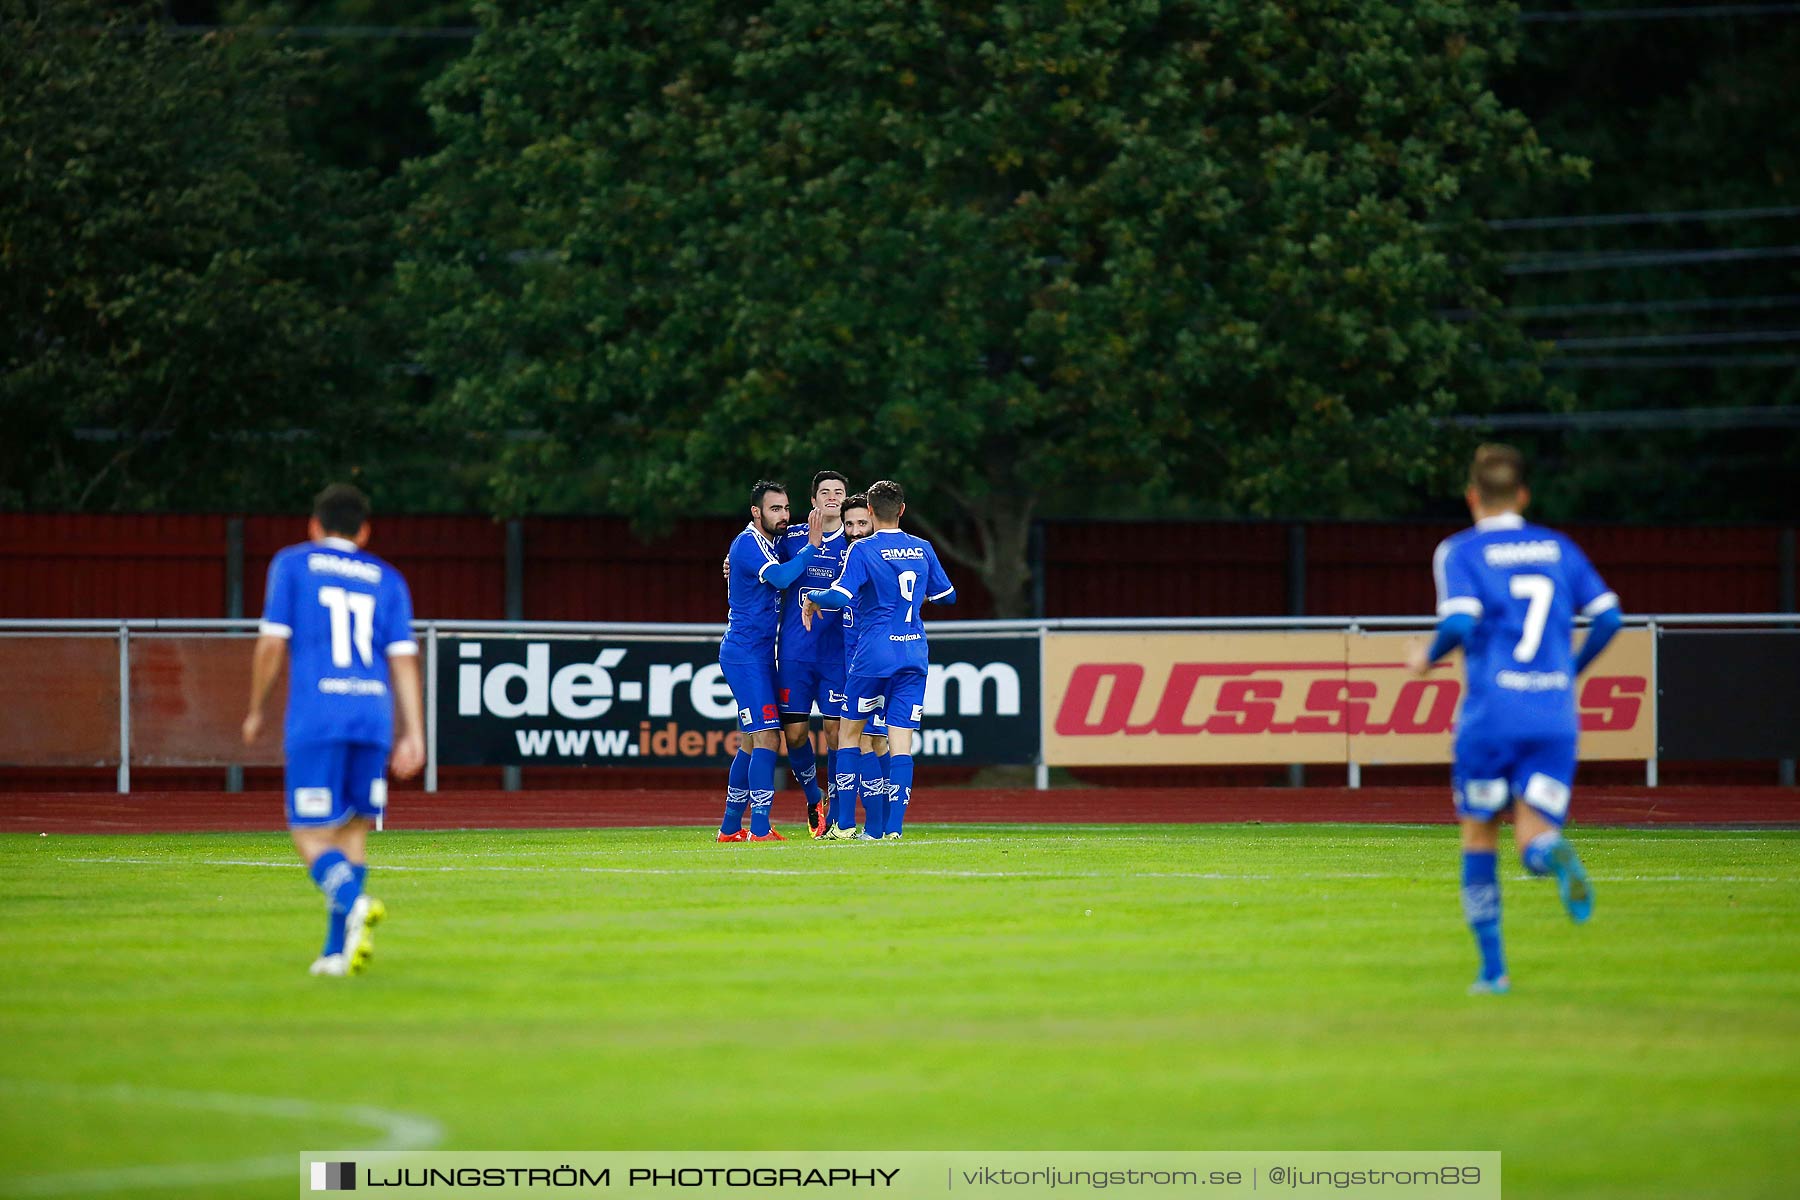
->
[821,525,955,729]
[803,480,953,840]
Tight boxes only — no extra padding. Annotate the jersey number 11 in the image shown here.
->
[318,586,376,668]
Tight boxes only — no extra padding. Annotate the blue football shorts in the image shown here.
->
[776,657,847,721]
[285,740,389,828]
[844,666,928,732]
[720,657,782,733]
[1452,729,1579,826]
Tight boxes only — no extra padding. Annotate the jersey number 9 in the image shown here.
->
[898,570,918,622]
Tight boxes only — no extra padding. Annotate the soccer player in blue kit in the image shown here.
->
[815,492,889,840]
[803,480,955,840]
[241,485,424,977]
[716,480,821,842]
[1407,445,1624,994]
[773,471,852,838]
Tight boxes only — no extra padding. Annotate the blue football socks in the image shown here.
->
[1460,850,1506,983]
[886,753,915,837]
[747,746,778,837]
[830,747,857,829]
[720,749,751,835]
[788,737,824,806]
[859,750,887,837]
[1521,831,1559,877]
[309,849,361,957]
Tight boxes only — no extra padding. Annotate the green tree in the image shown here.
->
[0,1,397,510]
[403,0,1575,613]
[220,1,476,177]
[1485,13,1800,522]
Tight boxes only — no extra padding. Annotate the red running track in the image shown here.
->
[3,786,1796,834]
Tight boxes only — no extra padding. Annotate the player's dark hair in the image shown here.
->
[868,479,905,521]
[312,483,370,537]
[749,479,787,510]
[841,492,870,515]
[811,469,849,498]
[1470,444,1525,506]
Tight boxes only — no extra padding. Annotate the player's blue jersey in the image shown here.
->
[260,537,416,748]
[1434,513,1618,740]
[720,524,785,664]
[825,529,956,677]
[776,523,847,664]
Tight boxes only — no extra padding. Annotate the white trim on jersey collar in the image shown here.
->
[743,522,777,560]
[317,536,359,551]
[1474,513,1525,531]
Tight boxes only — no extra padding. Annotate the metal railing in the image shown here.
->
[3,613,1795,793]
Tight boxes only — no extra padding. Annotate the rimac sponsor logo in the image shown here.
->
[1483,539,1561,568]
[1054,660,1646,737]
[307,553,382,584]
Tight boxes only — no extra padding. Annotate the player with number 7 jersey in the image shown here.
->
[1409,445,1624,995]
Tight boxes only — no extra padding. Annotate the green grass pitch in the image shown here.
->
[1,824,1795,1199]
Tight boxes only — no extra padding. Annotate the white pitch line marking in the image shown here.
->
[56,857,1798,884]
[0,1080,441,1196]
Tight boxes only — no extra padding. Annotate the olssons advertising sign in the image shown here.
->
[1041,630,1654,767]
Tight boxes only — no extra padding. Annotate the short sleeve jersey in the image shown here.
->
[829,529,955,678]
[776,523,847,665]
[260,538,416,748]
[720,524,784,665]
[1433,513,1618,740]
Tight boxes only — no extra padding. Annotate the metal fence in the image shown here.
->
[2,614,1795,793]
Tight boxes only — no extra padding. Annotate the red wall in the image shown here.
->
[1,513,1791,620]
[0,514,227,617]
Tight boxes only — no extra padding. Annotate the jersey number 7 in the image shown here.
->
[1509,574,1554,662]
[318,586,377,668]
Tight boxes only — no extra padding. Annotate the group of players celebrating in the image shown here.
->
[716,473,956,843]
[249,445,1618,994]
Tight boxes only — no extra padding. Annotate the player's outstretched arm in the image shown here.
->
[388,653,425,779]
[241,634,288,744]
[1573,606,1624,675]
[1406,614,1476,678]
[756,544,817,589]
[805,584,852,611]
